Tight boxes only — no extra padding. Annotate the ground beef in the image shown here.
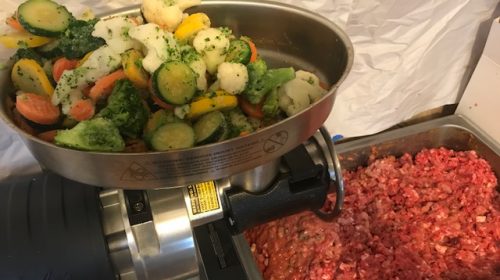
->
[245,147,500,280]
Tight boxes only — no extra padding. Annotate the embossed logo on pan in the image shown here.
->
[263,130,288,153]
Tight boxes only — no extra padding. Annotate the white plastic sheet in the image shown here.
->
[325,0,499,137]
[0,0,498,181]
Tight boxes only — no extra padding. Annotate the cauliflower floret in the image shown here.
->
[296,70,321,86]
[278,71,327,116]
[295,70,326,101]
[190,59,207,91]
[217,62,248,95]
[52,46,122,113]
[142,0,201,32]
[174,104,190,119]
[181,46,207,90]
[193,28,230,74]
[92,16,140,54]
[128,23,180,73]
[278,80,311,116]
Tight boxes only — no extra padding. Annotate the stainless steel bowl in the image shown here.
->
[0,1,353,189]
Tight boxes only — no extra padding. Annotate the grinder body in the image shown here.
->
[0,129,343,280]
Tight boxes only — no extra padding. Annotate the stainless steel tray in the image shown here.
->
[234,114,499,279]
[336,114,499,174]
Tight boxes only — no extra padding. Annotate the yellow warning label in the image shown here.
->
[187,181,220,215]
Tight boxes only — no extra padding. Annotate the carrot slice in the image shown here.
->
[151,93,174,110]
[52,57,79,82]
[16,93,60,125]
[69,99,95,121]
[239,96,264,119]
[319,81,329,90]
[246,40,258,63]
[37,130,58,143]
[89,70,126,102]
[239,130,251,137]
[6,15,24,32]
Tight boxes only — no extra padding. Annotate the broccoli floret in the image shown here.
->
[226,108,254,138]
[262,87,280,117]
[247,58,267,83]
[54,117,125,152]
[97,79,149,138]
[10,48,44,66]
[244,59,295,104]
[58,19,105,59]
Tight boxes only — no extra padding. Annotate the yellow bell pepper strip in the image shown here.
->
[187,95,238,119]
[11,59,54,97]
[0,31,51,48]
[192,89,228,102]
[121,49,149,89]
[174,13,211,43]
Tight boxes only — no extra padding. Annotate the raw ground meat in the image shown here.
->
[245,147,500,280]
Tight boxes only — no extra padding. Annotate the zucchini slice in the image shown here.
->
[225,39,251,64]
[36,38,63,59]
[150,122,195,151]
[193,110,227,145]
[143,110,180,144]
[153,61,197,105]
[18,0,72,37]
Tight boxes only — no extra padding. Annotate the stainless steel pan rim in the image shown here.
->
[0,0,354,189]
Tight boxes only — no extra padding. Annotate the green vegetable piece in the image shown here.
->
[247,58,267,82]
[143,109,180,145]
[36,39,63,59]
[244,66,295,105]
[54,117,125,152]
[97,79,149,138]
[226,108,254,138]
[61,116,78,128]
[180,45,201,64]
[57,19,105,59]
[18,0,73,37]
[150,122,195,151]
[225,39,251,64]
[10,48,44,66]
[262,87,280,117]
[153,60,197,105]
[193,110,228,145]
[243,58,267,104]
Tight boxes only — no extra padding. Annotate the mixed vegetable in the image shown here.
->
[1,0,329,152]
